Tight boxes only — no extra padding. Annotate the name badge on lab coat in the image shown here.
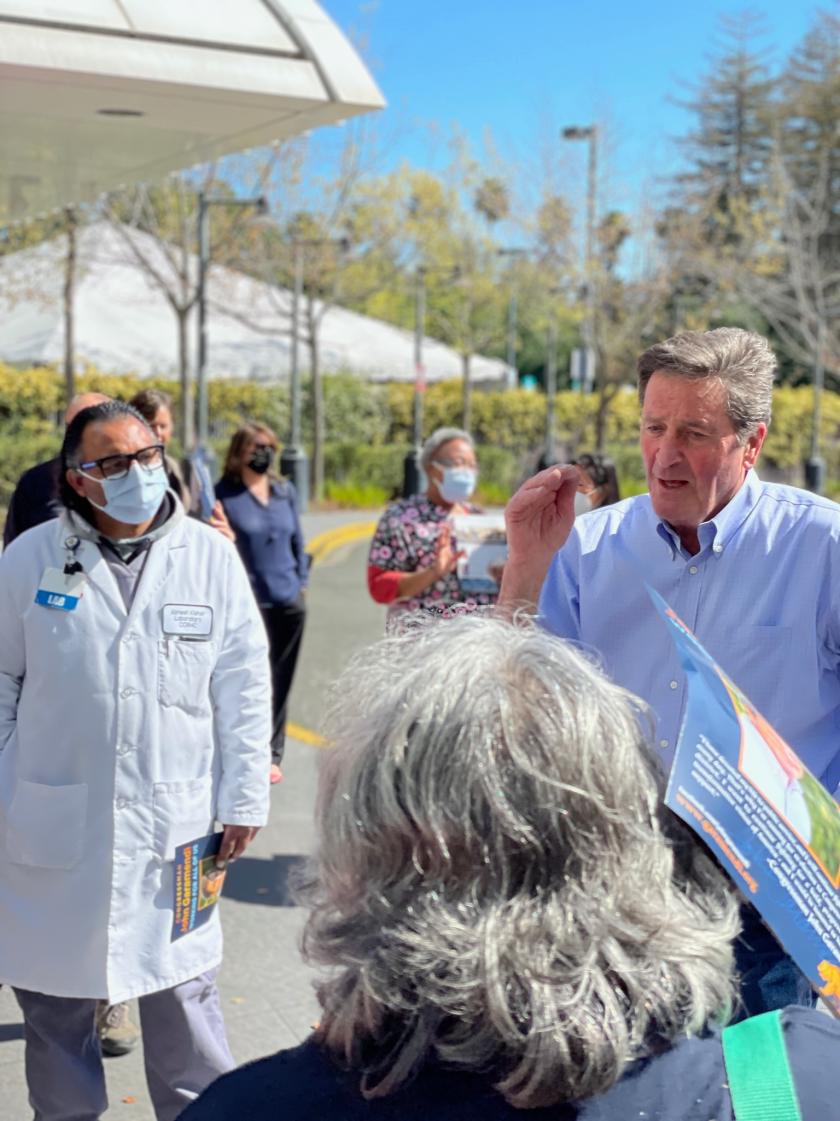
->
[162,604,213,639]
[35,567,87,612]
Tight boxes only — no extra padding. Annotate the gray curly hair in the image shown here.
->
[298,616,738,1109]
[637,327,776,441]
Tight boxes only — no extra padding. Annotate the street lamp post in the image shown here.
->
[497,247,527,389]
[562,125,598,393]
[402,265,427,498]
[280,241,309,510]
[544,312,559,466]
[196,190,267,454]
[278,235,349,511]
[805,320,827,493]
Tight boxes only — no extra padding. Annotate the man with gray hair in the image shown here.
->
[499,326,840,1011]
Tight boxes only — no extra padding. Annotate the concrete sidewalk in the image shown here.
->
[0,526,384,1118]
[0,735,322,1119]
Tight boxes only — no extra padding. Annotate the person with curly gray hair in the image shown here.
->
[367,427,498,626]
[182,616,837,1121]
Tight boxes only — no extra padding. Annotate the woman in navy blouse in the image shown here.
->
[216,423,308,784]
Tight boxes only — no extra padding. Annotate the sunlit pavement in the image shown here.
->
[0,511,385,1119]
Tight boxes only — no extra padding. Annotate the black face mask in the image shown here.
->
[248,447,273,474]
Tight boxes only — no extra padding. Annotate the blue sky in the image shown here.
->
[320,1,822,217]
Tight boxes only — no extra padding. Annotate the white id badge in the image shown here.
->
[35,567,87,612]
[162,604,214,639]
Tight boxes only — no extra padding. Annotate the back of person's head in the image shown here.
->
[222,421,279,481]
[298,616,738,1109]
[637,328,775,441]
[59,400,152,517]
[64,391,109,428]
[574,452,620,507]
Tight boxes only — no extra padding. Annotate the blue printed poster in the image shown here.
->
[171,832,226,942]
[650,588,840,1017]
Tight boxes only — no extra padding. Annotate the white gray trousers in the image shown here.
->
[13,970,234,1121]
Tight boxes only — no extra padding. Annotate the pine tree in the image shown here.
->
[674,11,778,239]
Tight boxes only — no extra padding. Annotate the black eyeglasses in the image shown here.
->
[76,444,165,481]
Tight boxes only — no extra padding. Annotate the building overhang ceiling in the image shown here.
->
[0,0,385,222]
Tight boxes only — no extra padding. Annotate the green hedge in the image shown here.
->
[1,363,839,511]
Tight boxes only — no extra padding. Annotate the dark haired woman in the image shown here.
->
[216,423,308,784]
[572,452,621,514]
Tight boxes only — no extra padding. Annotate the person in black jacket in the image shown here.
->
[216,422,307,784]
[182,617,837,1121]
[2,392,108,547]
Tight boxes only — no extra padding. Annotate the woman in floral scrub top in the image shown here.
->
[367,428,498,627]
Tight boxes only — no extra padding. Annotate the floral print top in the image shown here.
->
[368,494,498,625]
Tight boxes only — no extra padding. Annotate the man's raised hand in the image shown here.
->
[498,465,580,614]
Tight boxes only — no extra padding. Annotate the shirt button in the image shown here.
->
[712,544,723,553]
[117,744,131,756]
[669,680,678,690]
[660,739,669,749]
[689,565,698,575]
[120,687,134,699]
[116,797,127,809]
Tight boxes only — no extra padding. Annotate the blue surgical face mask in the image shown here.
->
[435,464,477,503]
[82,462,169,524]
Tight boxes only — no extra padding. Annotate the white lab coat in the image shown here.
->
[0,511,271,1002]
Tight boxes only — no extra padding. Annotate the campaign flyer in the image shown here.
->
[171,832,226,942]
[650,588,840,1017]
[452,514,507,594]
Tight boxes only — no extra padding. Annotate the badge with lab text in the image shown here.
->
[162,603,213,639]
[35,567,87,612]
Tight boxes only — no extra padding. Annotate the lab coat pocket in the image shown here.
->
[153,776,214,861]
[6,780,87,869]
[157,639,215,716]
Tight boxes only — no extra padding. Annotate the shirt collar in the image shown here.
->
[654,469,762,559]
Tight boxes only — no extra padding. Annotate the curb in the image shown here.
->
[307,521,377,566]
[288,520,378,750]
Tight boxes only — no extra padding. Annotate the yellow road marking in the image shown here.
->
[289,520,377,748]
[286,721,329,749]
[307,521,377,565]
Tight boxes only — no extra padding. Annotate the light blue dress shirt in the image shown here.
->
[539,470,840,796]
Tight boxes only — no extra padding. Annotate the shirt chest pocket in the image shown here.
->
[712,624,793,691]
[157,639,216,716]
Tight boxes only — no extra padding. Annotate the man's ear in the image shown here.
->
[65,468,87,499]
[744,423,767,469]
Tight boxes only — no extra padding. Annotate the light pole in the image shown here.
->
[562,124,598,393]
[280,235,349,512]
[544,309,559,467]
[196,190,267,454]
[281,240,308,510]
[497,247,527,389]
[805,319,827,493]
[402,265,427,498]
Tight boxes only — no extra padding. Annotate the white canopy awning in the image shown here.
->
[0,1,385,223]
[0,222,510,386]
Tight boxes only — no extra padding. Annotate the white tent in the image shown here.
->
[0,222,509,385]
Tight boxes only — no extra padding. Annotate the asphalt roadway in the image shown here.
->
[0,509,387,1120]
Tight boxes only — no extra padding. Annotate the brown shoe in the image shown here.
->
[96,1000,140,1056]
